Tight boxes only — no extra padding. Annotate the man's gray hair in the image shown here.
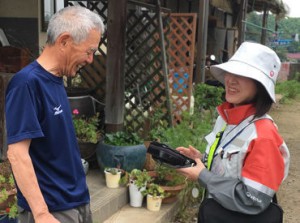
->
[47,5,105,45]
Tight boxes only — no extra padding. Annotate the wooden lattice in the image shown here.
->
[64,1,197,135]
[167,13,197,124]
[66,0,108,103]
[124,5,172,135]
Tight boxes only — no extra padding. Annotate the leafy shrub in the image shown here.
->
[72,112,102,144]
[104,131,143,146]
[275,80,300,101]
[194,83,224,113]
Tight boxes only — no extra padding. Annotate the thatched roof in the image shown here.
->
[211,0,288,18]
[247,0,287,17]
[137,0,288,18]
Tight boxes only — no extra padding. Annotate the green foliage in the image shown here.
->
[274,47,288,61]
[175,181,203,222]
[104,167,121,175]
[142,183,166,198]
[147,83,221,221]
[159,111,213,153]
[72,113,102,144]
[145,108,170,141]
[194,83,224,113]
[293,72,300,82]
[121,169,152,190]
[145,84,217,156]
[276,80,300,101]
[0,175,5,184]
[0,160,18,219]
[7,203,18,219]
[246,12,300,56]
[153,165,186,187]
[104,131,143,146]
[0,187,8,202]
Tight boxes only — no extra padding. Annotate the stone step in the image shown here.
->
[86,168,180,223]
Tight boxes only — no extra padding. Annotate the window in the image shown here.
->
[41,0,65,31]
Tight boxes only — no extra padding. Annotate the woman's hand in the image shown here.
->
[176,145,202,160]
[176,158,206,181]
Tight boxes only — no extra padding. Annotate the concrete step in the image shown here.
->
[104,201,180,223]
[86,168,180,223]
[87,169,128,223]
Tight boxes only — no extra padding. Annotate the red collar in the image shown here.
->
[217,102,256,125]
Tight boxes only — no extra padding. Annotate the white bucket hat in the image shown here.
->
[210,41,281,102]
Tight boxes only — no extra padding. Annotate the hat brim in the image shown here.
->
[210,61,276,102]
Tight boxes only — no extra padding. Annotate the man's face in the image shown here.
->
[62,29,101,77]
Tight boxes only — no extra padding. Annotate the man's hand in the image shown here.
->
[35,213,60,223]
[8,140,60,223]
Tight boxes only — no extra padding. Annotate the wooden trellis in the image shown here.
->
[167,13,197,124]
[64,1,197,135]
[124,3,172,134]
[65,0,172,135]
[65,0,108,103]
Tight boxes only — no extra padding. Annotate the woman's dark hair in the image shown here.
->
[253,81,273,118]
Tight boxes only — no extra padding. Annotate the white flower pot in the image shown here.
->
[146,194,162,211]
[129,183,145,207]
[104,170,121,188]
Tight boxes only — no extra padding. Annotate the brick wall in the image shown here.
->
[278,62,300,82]
[0,46,31,73]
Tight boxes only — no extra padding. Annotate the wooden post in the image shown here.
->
[261,4,268,45]
[195,0,209,84]
[156,0,173,126]
[238,0,248,46]
[105,0,128,132]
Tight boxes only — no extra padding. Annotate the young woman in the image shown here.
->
[176,42,290,222]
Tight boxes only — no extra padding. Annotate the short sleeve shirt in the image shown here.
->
[5,61,90,211]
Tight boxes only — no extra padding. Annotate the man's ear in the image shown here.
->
[56,32,73,48]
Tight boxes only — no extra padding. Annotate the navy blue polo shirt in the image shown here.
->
[5,61,90,212]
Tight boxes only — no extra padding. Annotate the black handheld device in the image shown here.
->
[147,141,196,168]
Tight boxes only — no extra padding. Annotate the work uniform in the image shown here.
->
[199,102,290,215]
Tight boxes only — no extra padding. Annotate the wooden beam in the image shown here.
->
[105,0,128,133]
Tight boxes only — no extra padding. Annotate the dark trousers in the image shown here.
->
[198,198,283,223]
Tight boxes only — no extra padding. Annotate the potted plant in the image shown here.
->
[72,109,103,166]
[96,131,147,172]
[0,159,18,222]
[104,167,122,189]
[148,165,187,204]
[121,169,152,207]
[142,183,167,211]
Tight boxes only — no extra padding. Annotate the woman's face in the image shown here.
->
[224,72,257,106]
